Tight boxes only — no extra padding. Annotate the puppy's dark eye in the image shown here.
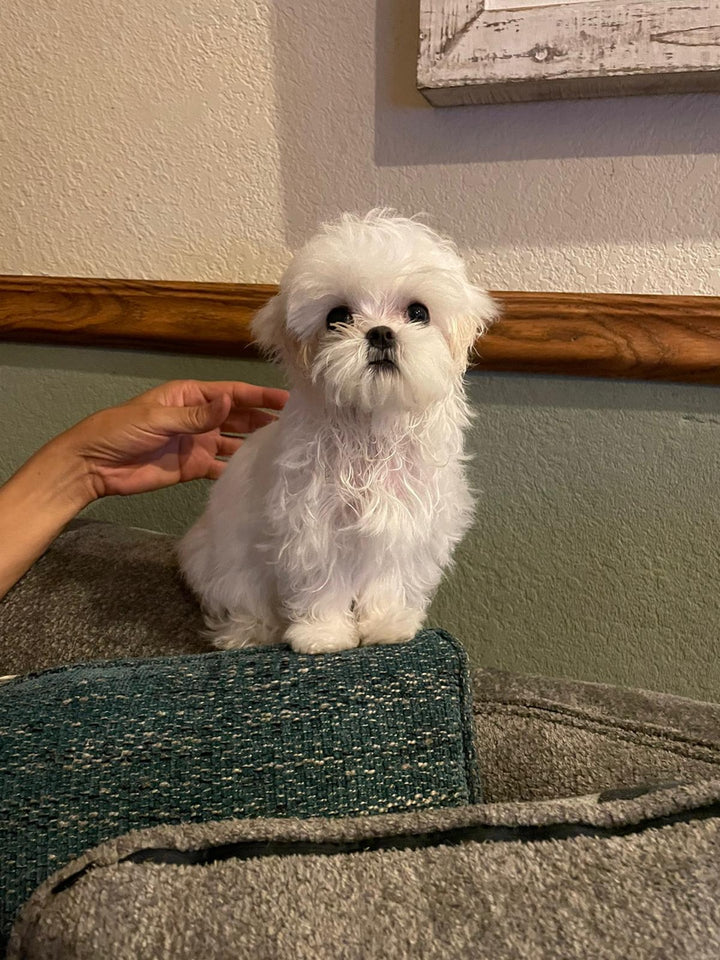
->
[326,306,353,330]
[406,302,430,324]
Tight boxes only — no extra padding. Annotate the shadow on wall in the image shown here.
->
[267,0,720,252]
[466,370,720,417]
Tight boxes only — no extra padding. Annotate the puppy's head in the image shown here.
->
[254,210,497,413]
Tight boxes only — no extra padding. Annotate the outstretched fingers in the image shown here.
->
[220,408,279,436]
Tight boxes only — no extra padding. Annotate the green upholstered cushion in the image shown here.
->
[0,629,479,948]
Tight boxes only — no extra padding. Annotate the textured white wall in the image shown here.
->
[1,0,719,293]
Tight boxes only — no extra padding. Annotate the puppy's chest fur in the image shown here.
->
[338,435,422,497]
[269,421,455,541]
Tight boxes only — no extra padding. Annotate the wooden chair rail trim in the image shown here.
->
[1,276,720,384]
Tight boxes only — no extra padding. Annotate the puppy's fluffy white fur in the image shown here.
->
[178,211,497,654]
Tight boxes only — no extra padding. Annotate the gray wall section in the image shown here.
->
[2,342,719,701]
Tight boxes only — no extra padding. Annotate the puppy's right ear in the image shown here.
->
[252,294,286,360]
[253,291,311,374]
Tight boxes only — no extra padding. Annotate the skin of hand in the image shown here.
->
[0,379,288,600]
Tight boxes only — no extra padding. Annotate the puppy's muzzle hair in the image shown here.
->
[366,325,397,372]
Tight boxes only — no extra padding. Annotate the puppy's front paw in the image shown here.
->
[207,613,281,650]
[285,618,360,655]
[358,606,424,647]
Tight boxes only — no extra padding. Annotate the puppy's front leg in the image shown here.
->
[276,515,361,654]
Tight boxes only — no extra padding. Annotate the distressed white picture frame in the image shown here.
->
[418,1,720,105]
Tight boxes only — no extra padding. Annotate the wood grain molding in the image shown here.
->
[1,275,720,384]
[0,276,270,357]
[476,291,720,383]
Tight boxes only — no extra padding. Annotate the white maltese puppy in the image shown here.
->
[179,211,497,654]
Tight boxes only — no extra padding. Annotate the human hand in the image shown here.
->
[54,379,289,500]
[0,379,288,600]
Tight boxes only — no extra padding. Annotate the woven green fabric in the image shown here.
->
[0,629,478,949]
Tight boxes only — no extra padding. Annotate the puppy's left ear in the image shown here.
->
[449,285,499,369]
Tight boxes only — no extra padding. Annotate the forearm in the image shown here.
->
[0,440,95,600]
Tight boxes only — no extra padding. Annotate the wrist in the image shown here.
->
[16,437,98,517]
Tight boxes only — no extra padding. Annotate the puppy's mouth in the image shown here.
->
[368,357,398,373]
[368,360,397,373]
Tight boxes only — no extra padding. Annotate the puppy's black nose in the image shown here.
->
[366,326,396,350]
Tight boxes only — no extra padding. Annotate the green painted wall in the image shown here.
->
[3,342,720,701]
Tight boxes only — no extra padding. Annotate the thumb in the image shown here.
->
[153,395,231,436]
